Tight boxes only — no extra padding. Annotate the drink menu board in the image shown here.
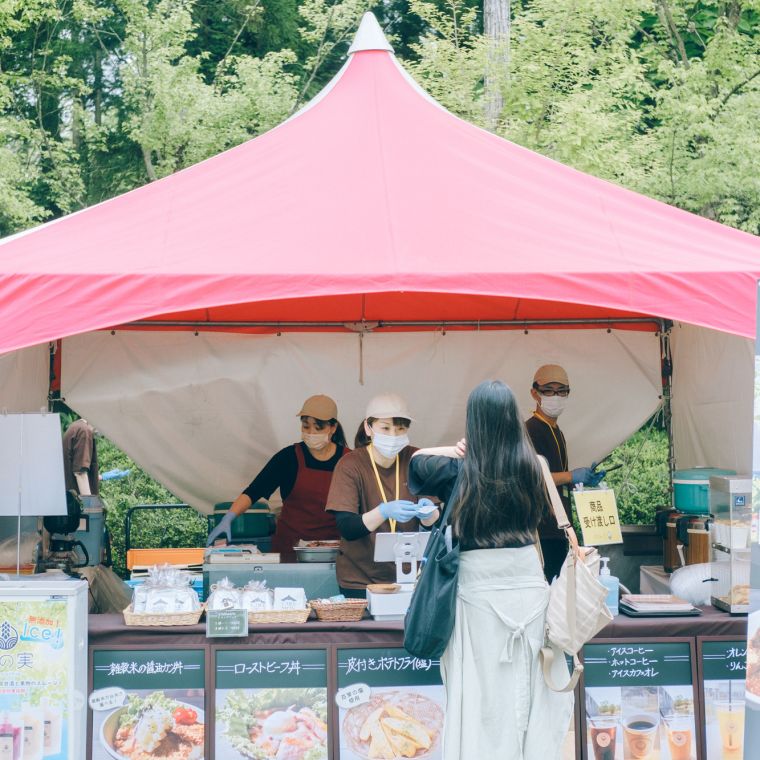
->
[214,648,328,759]
[700,640,746,759]
[583,642,697,760]
[0,599,72,760]
[335,648,444,760]
[90,649,205,760]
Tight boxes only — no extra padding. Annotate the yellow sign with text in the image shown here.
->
[573,488,623,546]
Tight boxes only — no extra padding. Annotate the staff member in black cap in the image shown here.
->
[525,364,604,580]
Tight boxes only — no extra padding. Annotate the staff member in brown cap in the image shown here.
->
[326,393,439,597]
[525,364,604,580]
[208,395,349,561]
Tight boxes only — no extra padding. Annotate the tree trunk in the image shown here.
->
[484,0,510,129]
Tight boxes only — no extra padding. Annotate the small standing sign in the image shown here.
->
[573,488,623,546]
[206,608,249,637]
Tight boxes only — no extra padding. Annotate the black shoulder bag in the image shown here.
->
[403,473,460,659]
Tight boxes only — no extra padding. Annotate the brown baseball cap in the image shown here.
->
[297,394,338,421]
[533,364,569,387]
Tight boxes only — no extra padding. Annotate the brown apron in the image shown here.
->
[271,444,342,562]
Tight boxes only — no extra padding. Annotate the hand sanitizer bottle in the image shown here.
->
[599,557,619,616]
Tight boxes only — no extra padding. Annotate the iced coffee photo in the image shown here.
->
[585,691,623,760]
[589,715,619,760]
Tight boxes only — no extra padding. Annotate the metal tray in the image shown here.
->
[293,545,339,563]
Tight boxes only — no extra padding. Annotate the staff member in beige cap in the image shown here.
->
[208,395,349,561]
[326,393,439,597]
[525,364,604,580]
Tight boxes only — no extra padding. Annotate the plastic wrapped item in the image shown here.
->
[131,564,201,614]
[669,563,716,607]
[206,577,242,610]
[273,587,307,611]
[240,580,273,613]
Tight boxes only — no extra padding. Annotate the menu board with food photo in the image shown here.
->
[335,647,444,760]
[583,642,697,759]
[214,648,328,760]
[700,639,746,759]
[90,648,205,760]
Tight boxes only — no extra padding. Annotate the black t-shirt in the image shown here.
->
[525,415,571,538]
[242,442,346,502]
[409,454,535,551]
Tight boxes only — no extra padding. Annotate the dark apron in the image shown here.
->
[271,444,342,562]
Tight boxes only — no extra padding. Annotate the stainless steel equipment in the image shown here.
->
[710,475,751,614]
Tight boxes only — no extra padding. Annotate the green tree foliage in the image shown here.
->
[603,427,671,525]
[1,1,757,233]
[408,0,760,233]
[97,434,207,576]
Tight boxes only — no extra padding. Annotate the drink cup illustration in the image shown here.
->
[623,714,658,759]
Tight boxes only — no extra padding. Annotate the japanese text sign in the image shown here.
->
[701,640,747,681]
[573,488,623,546]
[92,649,205,690]
[215,648,327,689]
[583,642,692,688]
[337,648,442,688]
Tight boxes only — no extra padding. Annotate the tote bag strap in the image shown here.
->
[537,455,580,555]
[540,647,583,692]
[419,463,462,564]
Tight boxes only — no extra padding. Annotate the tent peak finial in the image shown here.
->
[348,12,394,55]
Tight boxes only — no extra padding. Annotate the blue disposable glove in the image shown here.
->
[571,466,596,485]
[415,498,437,517]
[588,469,606,487]
[207,512,236,546]
[379,499,419,522]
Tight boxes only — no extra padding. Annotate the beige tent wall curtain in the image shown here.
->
[61,329,662,514]
[671,323,754,475]
[0,344,50,413]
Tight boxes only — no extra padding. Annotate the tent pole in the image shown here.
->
[659,326,675,508]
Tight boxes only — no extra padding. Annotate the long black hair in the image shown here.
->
[451,380,550,547]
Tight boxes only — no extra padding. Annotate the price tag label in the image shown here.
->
[88,687,126,711]
[206,608,249,638]
[335,683,371,710]
[573,488,623,546]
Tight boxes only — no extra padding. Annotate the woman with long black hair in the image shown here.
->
[409,379,573,759]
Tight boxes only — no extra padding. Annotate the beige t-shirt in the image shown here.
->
[326,446,421,589]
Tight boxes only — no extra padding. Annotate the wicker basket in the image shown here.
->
[248,608,311,625]
[123,605,205,627]
[309,599,368,622]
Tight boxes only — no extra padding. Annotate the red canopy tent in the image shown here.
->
[0,14,758,357]
[0,14,757,512]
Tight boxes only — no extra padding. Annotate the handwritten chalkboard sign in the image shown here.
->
[206,608,248,637]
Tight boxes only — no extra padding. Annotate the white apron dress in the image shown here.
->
[440,545,574,760]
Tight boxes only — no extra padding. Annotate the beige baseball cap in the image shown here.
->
[533,364,569,387]
[365,392,414,421]
[297,394,338,421]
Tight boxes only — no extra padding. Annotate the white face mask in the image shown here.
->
[302,432,330,450]
[372,432,410,459]
[540,394,567,419]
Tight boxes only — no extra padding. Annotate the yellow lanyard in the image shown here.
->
[532,411,568,471]
[368,444,400,533]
